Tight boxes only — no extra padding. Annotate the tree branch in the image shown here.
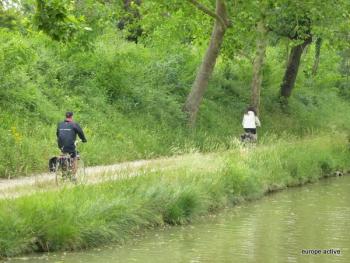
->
[187,0,227,28]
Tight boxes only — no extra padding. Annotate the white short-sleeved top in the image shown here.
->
[242,111,261,129]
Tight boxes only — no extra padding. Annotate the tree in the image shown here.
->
[117,0,143,43]
[183,0,230,127]
[280,36,312,98]
[267,0,350,99]
[250,19,267,115]
[0,0,19,29]
[274,14,313,98]
[33,0,82,41]
[311,37,322,76]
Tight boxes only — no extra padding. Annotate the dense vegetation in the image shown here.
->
[1,0,349,177]
[0,134,349,257]
[0,0,349,258]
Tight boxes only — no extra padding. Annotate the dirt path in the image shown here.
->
[0,159,156,199]
[0,152,225,199]
[0,159,149,188]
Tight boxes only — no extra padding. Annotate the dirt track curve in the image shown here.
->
[0,158,162,199]
[0,152,223,199]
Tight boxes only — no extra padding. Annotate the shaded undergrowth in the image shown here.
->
[1,29,350,178]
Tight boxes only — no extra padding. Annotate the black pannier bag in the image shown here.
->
[49,157,58,172]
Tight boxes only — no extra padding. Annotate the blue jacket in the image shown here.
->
[57,120,87,152]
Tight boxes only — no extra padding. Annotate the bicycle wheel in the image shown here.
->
[55,157,69,186]
[75,158,86,184]
[55,164,64,186]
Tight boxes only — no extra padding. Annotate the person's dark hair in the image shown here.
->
[246,106,256,115]
[65,111,73,118]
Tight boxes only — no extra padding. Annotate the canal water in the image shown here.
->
[7,175,350,263]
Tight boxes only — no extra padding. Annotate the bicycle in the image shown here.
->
[54,150,85,186]
[240,132,257,143]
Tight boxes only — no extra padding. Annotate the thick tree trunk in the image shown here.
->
[183,0,228,127]
[312,38,322,76]
[280,37,312,98]
[250,20,267,115]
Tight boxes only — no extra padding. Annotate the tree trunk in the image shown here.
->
[285,40,290,67]
[280,37,312,98]
[183,0,228,127]
[250,20,267,115]
[312,37,322,76]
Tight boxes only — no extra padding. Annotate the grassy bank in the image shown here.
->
[1,29,350,178]
[0,134,349,257]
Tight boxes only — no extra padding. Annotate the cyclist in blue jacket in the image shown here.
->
[56,112,87,173]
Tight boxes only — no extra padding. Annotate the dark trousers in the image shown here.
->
[244,128,256,134]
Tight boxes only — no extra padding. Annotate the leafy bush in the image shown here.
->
[0,28,350,177]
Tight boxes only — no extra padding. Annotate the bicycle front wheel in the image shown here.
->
[75,158,86,184]
[55,166,65,186]
[55,157,70,186]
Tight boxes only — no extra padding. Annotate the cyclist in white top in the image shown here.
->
[242,106,261,135]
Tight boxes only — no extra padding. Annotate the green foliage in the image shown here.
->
[1,0,350,258]
[0,1,349,177]
[0,134,348,257]
[0,5,17,29]
[0,2,349,261]
[33,0,86,41]
[140,0,212,48]
[1,24,350,177]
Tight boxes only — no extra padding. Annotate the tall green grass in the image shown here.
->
[1,28,350,177]
[0,134,348,257]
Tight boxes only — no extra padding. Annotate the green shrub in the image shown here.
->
[1,28,350,177]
